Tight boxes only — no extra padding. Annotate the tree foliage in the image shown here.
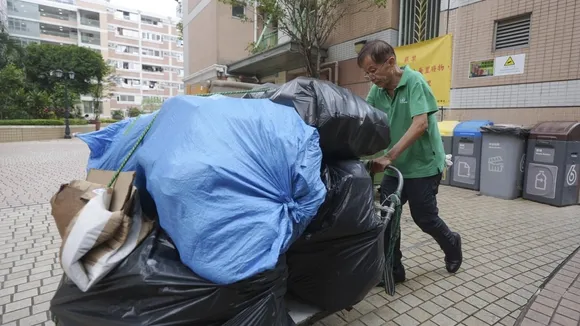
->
[0,30,110,120]
[141,96,164,112]
[219,0,387,77]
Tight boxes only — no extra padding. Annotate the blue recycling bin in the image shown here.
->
[450,120,494,190]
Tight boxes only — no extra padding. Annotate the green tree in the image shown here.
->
[141,96,164,112]
[219,0,386,77]
[90,64,116,120]
[111,110,125,120]
[24,44,108,95]
[128,106,143,117]
[0,64,27,119]
[0,30,25,70]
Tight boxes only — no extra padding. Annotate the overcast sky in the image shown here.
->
[109,0,178,18]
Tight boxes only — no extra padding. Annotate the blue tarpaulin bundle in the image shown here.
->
[76,95,327,285]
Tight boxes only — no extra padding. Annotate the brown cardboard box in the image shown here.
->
[50,170,136,239]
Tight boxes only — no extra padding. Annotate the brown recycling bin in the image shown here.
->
[523,121,580,207]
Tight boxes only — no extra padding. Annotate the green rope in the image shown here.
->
[107,111,159,188]
[123,115,140,135]
[194,88,274,97]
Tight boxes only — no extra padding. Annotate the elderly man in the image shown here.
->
[358,40,462,284]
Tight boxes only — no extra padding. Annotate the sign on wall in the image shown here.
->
[469,59,495,78]
[395,34,453,107]
[469,54,526,79]
[494,54,526,76]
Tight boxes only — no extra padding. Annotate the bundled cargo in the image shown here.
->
[256,77,390,159]
[286,160,386,312]
[77,95,327,285]
[50,198,293,326]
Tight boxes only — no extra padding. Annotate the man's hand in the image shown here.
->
[371,156,392,173]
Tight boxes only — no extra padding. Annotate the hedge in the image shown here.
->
[0,119,89,126]
[99,118,120,124]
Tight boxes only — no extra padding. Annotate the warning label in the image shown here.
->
[504,56,515,66]
[494,54,525,76]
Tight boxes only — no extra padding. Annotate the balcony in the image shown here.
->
[251,31,278,54]
[79,10,100,29]
[39,5,77,27]
[40,24,77,44]
[228,41,327,78]
[80,31,100,46]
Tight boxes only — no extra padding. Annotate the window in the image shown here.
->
[7,17,29,32]
[120,78,141,87]
[115,61,140,70]
[114,44,140,55]
[117,27,140,38]
[142,64,164,73]
[141,17,162,26]
[232,5,244,18]
[117,95,136,102]
[142,48,162,57]
[142,32,162,42]
[114,10,139,22]
[494,14,531,51]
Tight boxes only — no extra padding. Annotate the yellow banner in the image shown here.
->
[395,34,453,107]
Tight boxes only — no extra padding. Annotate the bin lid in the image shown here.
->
[530,121,580,141]
[453,120,494,137]
[438,121,460,136]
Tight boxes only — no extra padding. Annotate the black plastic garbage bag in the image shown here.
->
[50,227,293,326]
[286,160,385,312]
[480,124,531,138]
[242,83,279,99]
[265,77,390,159]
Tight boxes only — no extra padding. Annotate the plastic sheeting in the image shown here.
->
[77,114,157,173]
[286,160,385,312]
[135,95,327,285]
[264,77,391,159]
[50,226,293,326]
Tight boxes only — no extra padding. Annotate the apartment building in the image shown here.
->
[5,0,184,117]
[183,0,580,125]
[1,0,7,27]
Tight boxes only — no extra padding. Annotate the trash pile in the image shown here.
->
[49,77,391,325]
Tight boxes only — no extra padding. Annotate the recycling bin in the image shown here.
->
[479,125,531,200]
[438,121,460,185]
[523,121,580,207]
[450,120,494,190]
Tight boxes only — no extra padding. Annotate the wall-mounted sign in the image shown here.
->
[469,59,494,78]
[468,54,526,78]
[494,54,526,76]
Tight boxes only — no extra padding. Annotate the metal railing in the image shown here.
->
[80,17,100,27]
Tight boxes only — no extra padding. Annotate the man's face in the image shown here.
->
[361,55,396,88]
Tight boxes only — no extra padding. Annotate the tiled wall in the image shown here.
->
[326,0,399,46]
[444,107,580,126]
[450,79,580,109]
[444,0,580,89]
[327,29,398,62]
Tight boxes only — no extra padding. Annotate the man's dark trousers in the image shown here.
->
[380,173,459,279]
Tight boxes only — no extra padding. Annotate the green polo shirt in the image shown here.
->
[366,65,445,179]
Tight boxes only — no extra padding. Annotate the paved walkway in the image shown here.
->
[0,139,579,326]
[515,247,580,326]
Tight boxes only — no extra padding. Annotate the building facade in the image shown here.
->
[183,0,580,125]
[5,0,184,117]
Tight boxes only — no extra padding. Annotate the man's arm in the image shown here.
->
[386,83,434,161]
